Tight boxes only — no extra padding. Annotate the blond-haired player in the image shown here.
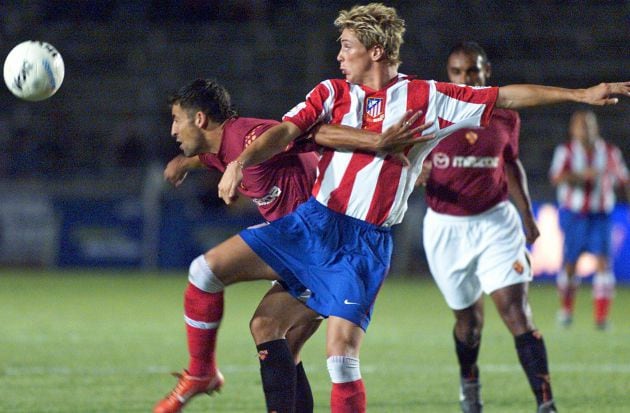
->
[161,2,629,412]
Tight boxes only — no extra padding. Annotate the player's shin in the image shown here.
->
[514,330,555,409]
[454,330,481,381]
[257,339,297,412]
[295,361,314,413]
[556,270,578,323]
[185,255,225,376]
[593,271,615,328]
[327,356,366,413]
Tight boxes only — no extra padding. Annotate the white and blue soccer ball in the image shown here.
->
[3,40,65,101]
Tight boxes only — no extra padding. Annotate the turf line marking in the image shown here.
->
[4,363,630,376]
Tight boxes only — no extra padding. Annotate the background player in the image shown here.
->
[217,4,630,412]
[549,109,629,329]
[417,41,553,413]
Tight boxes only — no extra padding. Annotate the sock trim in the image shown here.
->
[184,315,220,330]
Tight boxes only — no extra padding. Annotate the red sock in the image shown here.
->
[560,284,576,315]
[184,283,223,377]
[594,297,611,324]
[331,380,366,413]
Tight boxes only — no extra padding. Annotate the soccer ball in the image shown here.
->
[3,40,65,101]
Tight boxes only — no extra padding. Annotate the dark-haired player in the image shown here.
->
[418,41,554,413]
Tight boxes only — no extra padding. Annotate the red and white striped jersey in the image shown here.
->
[283,74,498,226]
[549,138,629,214]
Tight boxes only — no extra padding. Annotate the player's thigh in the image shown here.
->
[586,214,612,256]
[204,234,278,285]
[561,211,588,263]
[251,283,320,342]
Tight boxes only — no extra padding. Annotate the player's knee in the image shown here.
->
[455,325,482,347]
[454,316,483,346]
[188,254,224,293]
[327,356,361,383]
[249,314,283,343]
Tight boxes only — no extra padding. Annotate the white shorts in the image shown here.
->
[422,201,532,310]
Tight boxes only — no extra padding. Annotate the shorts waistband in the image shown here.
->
[427,201,510,223]
[306,197,391,233]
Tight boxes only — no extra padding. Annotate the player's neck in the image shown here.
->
[361,65,399,91]
[205,122,225,154]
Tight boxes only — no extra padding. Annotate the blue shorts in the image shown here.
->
[240,197,392,331]
[559,209,611,264]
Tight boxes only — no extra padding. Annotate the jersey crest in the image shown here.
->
[465,131,479,145]
[365,97,384,121]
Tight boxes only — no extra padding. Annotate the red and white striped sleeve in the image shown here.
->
[433,82,499,129]
[282,81,333,132]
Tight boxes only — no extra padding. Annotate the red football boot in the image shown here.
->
[154,369,224,413]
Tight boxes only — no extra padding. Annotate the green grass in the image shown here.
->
[1,269,629,412]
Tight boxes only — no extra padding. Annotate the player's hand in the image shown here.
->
[164,155,190,187]
[376,110,435,166]
[522,214,540,245]
[218,160,243,205]
[415,160,433,187]
[581,167,599,182]
[375,110,435,151]
[582,82,630,106]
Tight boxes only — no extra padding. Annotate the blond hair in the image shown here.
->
[334,3,405,66]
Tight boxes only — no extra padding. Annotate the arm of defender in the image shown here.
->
[506,159,539,245]
[164,155,203,187]
[497,82,630,109]
[218,121,303,204]
[313,110,432,151]
[313,110,435,166]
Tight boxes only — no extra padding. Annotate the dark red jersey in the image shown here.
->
[425,108,520,215]
[199,117,319,221]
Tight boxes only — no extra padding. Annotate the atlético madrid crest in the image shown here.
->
[365,97,384,121]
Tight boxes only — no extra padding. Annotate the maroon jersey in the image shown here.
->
[425,108,520,216]
[198,117,319,222]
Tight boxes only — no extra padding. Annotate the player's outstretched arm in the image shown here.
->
[497,82,630,109]
[313,110,435,165]
[314,110,432,151]
[218,121,302,204]
[164,155,203,187]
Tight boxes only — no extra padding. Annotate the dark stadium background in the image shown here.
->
[1,1,628,278]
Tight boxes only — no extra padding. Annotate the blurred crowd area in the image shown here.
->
[0,0,628,200]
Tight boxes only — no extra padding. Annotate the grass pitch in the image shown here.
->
[1,269,629,412]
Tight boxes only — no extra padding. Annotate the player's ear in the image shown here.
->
[371,44,385,62]
[194,111,208,128]
[485,62,492,80]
